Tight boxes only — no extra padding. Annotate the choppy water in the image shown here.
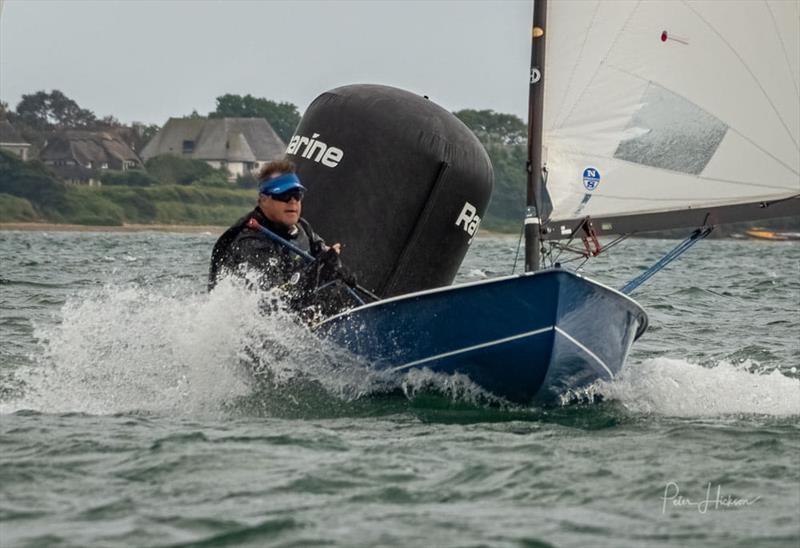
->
[1,229,798,547]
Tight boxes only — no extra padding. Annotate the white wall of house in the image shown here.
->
[228,161,246,179]
[0,144,29,161]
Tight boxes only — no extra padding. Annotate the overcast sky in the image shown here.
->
[0,0,533,125]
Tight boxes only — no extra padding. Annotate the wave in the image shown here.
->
[2,276,796,419]
[1,279,262,415]
[0,277,496,417]
[592,358,800,417]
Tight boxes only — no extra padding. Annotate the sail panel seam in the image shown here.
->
[597,63,799,177]
[552,0,602,130]
[682,0,799,150]
[765,0,800,100]
[554,0,642,131]
[554,193,798,204]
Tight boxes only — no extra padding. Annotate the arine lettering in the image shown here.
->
[286,133,344,167]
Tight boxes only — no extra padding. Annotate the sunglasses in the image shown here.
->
[268,190,305,203]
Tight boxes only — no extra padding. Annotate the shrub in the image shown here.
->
[100,170,158,187]
[0,193,38,221]
[195,171,230,187]
[0,149,68,213]
[235,171,259,189]
[145,155,227,185]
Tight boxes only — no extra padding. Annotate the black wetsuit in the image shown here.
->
[208,207,327,292]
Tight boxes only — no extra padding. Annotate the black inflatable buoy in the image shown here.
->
[288,84,493,298]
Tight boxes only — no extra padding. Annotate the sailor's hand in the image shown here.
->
[316,247,343,275]
[315,247,357,288]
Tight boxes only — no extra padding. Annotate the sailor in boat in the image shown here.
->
[207,159,359,318]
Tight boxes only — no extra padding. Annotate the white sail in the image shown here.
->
[543,0,800,232]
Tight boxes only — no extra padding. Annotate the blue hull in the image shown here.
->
[313,269,648,404]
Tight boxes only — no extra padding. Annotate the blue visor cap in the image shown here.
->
[259,173,306,196]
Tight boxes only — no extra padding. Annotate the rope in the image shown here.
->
[620,226,714,295]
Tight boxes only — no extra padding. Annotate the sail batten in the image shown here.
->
[544,195,800,240]
[542,0,800,236]
[551,150,797,193]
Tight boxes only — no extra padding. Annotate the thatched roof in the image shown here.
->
[41,130,141,166]
[140,117,285,162]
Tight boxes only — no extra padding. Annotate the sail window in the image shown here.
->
[613,84,727,175]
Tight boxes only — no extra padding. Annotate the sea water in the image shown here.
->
[0,230,798,547]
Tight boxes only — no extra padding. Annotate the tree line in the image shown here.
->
[453,109,528,231]
[1,90,301,151]
[1,89,530,230]
[0,90,159,157]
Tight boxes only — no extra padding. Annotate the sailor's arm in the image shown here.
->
[229,232,286,279]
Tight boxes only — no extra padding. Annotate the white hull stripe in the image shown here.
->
[389,326,614,379]
[554,326,613,378]
[389,326,554,373]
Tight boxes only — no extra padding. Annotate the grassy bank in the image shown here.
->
[0,149,523,231]
[0,221,226,233]
[0,149,513,230]
[0,185,254,226]
[0,186,525,232]
[0,149,255,227]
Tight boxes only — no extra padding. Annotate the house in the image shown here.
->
[40,130,143,185]
[0,120,31,161]
[140,117,285,181]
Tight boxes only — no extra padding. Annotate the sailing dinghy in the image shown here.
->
[286,0,798,405]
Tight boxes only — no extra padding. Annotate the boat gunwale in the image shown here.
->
[312,268,649,339]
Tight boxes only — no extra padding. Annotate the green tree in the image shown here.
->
[8,90,97,153]
[15,89,96,130]
[210,93,300,142]
[481,144,527,231]
[140,124,160,144]
[0,149,68,213]
[454,109,526,146]
[93,115,122,129]
[452,109,528,231]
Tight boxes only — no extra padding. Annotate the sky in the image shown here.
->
[0,0,533,125]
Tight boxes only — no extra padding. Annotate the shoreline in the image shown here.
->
[5,223,781,240]
[0,222,227,234]
[0,222,515,237]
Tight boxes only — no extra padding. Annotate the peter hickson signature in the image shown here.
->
[662,482,761,514]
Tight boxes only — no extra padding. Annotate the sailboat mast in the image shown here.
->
[525,0,547,272]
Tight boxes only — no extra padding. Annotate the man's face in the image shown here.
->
[259,192,302,227]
